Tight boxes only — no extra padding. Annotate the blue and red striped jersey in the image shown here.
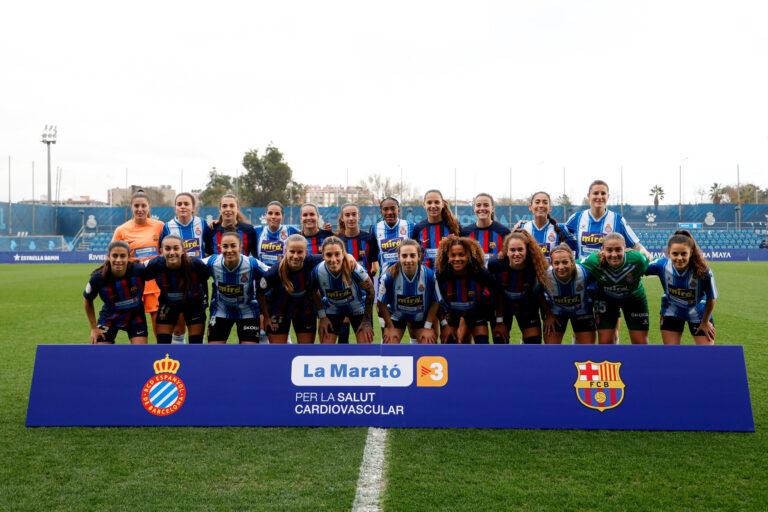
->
[83,264,145,327]
[340,231,379,276]
[204,222,258,257]
[460,221,510,266]
[411,220,456,269]
[436,268,495,315]
[142,257,211,305]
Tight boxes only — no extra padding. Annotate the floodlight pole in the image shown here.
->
[41,125,57,204]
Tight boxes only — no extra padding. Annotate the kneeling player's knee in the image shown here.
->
[188,335,204,344]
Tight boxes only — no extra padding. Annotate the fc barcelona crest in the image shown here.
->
[574,361,625,412]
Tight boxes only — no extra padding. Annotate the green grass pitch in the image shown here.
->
[0,262,766,511]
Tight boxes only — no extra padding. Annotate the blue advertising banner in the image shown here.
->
[4,248,768,264]
[27,345,754,431]
[0,251,105,264]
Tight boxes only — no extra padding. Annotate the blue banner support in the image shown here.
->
[26,345,754,431]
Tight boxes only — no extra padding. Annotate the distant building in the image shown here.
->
[304,185,373,207]
[18,196,107,206]
[109,185,176,206]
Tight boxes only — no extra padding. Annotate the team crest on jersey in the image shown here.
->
[280,231,288,240]
[489,242,496,250]
[604,224,613,233]
[399,225,407,236]
[141,354,187,416]
[195,227,202,236]
[547,232,556,242]
[689,278,697,287]
[241,274,249,283]
[576,283,584,292]
[418,283,425,292]
[574,361,624,412]
[625,273,634,283]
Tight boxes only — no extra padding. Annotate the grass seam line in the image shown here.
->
[351,427,388,512]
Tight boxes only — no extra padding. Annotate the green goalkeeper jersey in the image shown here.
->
[582,250,649,301]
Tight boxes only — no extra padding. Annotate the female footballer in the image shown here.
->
[337,203,379,343]
[259,234,323,344]
[311,237,375,344]
[204,193,258,256]
[254,201,300,268]
[160,192,210,343]
[488,230,551,344]
[411,189,461,269]
[646,230,717,345]
[565,180,649,260]
[371,197,412,333]
[203,231,270,344]
[377,239,440,344]
[541,244,597,344]
[518,191,577,260]
[581,232,650,344]
[111,190,164,339]
[83,241,148,344]
[459,192,510,266]
[142,235,211,344]
[435,235,497,344]
[300,203,333,255]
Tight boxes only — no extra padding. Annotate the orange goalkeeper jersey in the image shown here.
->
[112,218,164,295]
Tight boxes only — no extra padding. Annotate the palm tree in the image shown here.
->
[709,183,722,204]
[649,185,665,208]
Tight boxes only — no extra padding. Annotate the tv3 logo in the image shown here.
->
[416,356,448,387]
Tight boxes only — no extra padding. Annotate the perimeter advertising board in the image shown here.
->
[27,345,754,431]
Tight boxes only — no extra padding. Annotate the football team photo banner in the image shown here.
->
[26,344,754,431]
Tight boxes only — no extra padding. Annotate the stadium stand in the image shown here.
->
[634,229,764,249]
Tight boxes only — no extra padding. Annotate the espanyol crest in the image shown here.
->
[141,354,187,416]
[574,361,625,412]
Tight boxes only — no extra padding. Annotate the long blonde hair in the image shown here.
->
[278,234,308,293]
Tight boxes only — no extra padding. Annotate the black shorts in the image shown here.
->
[660,315,713,336]
[446,309,489,328]
[207,316,260,343]
[266,312,317,335]
[552,314,596,333]
[595,295,649,331]
[156,302,207,326]
[327,314,366,335]
[391,318,428,330]
[97,311,148,342]
[501,308,540,331]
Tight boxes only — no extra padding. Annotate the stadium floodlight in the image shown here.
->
[41,125,57,204]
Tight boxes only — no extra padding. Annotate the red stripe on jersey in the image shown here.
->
[241,229,249,255]
[433,224,442,250]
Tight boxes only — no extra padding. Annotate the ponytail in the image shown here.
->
[424,189,460,235]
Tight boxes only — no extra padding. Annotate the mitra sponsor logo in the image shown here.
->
[291,356,414,387]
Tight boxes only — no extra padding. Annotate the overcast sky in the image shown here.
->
[1,1,767,206]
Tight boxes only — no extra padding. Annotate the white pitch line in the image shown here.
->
[351,427,388,512]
